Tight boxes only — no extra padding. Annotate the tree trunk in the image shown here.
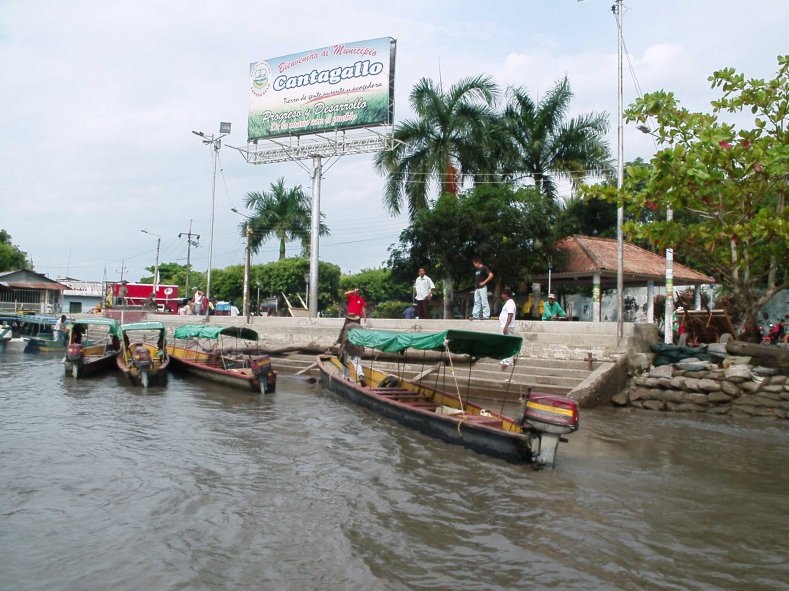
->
[442,275,454,319]
[278,238,286,260]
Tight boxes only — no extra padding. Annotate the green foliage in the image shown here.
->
[389,185,560,291]
[241,178,329,260]
[583,54,789,338]
[374,75,499,218]
[0,230,31,271]
[339,268,412,304]
[252,257,341,312]
[499,77,613,199]
[372,300,413,319]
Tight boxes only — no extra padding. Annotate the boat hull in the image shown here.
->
[168,349,276,393]
[317,355,533,463]
[25,337,67,353]
[64,351,118,378]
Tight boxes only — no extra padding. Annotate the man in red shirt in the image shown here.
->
[344,288,367,320]
[336,288,367,346]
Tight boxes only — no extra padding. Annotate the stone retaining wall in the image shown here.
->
[612,364,789,419]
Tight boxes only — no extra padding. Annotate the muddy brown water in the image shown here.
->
[1,352,787,591]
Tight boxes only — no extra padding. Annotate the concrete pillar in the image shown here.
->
[694,285,702,310]
[647,280,655,323]
[531,283,541,319]
[592,272,601,322]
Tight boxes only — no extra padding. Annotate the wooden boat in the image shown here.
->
[63,317,121,378]
[318,328,579,468]
[116,321,170,388]
[16,314,68,352]
[166,324,276,393]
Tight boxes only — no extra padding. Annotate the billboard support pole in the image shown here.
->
[309,155,322,318]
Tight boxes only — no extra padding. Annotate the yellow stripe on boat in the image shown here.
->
[526,401,574,417]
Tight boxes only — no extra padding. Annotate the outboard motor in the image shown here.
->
[132,345,153,388]
[250,355,276,393]
[522,393,579,468]
[67,343,83,362]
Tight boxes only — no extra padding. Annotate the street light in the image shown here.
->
[231,207,253,323]
[192,122,231,318]
[638,124,674,344]
[140,229,161,299]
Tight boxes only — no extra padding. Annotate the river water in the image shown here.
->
[1,352,787,591]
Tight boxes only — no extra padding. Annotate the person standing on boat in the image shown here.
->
[471,257,493,320]
[499,289,517,367]
[413,267,435,319]
[339,319,365,385]
[541,293,567,321]
[54,315,67,343]
[336,289,367,346]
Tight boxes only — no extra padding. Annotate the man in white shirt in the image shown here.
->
[498,288,517,367]
[413,267,435,319]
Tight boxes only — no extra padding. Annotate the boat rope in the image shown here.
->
[443,341,468,432]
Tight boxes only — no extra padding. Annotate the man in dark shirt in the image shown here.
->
[471,258,493,320]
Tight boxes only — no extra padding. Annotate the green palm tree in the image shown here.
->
[374,75,498,218]
[242,178,329,260]
[500,77,613,200]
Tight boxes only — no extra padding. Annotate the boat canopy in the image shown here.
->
[73,317,120,335]
[174,324,259,341]
[120,321,166,333]
[347,329,523,360]
[15,314,57,325]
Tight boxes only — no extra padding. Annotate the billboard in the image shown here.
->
[248,37,396,140]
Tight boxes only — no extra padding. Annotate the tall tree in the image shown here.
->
[374,75,498,218]
[242,178,329,260]
[584,55,789,340]
[0,230,31,271]
[500,77,613,200]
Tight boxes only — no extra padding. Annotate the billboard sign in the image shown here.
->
[248,37,396,140]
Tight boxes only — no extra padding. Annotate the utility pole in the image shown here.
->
[615,0,624,343]
[244,221,252,323]
[178,220,200,294]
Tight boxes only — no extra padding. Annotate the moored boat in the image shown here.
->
[116,321,170,388]
[18,314,68,353]
[63,317,121,378]
[318,328,579,468]
[167,324,276,393]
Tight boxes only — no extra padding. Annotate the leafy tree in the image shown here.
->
[339,268,412,306]
[374,75,498,218]
[389,186,560,318]
[0,230,31,271]
[252,257,341,313]
[584,55,789,339]
[241,177,330,260]
[500,77,613,199]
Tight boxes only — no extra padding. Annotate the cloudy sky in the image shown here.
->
[1,0,786,283]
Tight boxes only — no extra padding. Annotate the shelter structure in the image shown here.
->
[533,235,715,322]
[0,270,67,314]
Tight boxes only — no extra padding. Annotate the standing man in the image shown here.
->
[192,287,205,316]
[413,267,435,320]
[499,289,517,367]
[471,257,493,320]
[336,288,367,346]
[541,293,567,321]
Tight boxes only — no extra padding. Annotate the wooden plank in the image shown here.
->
[295,362,318,375]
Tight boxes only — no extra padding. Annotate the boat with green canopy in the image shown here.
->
[166,324,276,393]
[63,317,121,378]
[317,328,579,468]
[116,321,170,388]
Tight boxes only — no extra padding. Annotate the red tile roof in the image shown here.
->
[549,235,715,286]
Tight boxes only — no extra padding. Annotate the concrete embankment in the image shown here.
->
[97,311,658,406]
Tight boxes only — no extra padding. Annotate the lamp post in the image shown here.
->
[637,124,674,344]
[140,229,161,298]
[615,0,624,343]
[231,208,253,323]
[192,122,231,318]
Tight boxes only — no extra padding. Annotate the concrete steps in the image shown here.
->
[270,351,601,400]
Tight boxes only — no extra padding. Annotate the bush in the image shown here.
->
[372,300,412,319]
